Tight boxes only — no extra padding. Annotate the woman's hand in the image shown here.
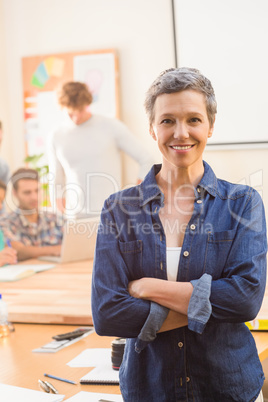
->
[128,278,164,299]
[0,247,18,266]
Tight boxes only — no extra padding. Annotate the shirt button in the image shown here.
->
[197,187,201,193]
[197,199,202,204]
[183,251,189,257]
[178,342,183,348]
[190,224,196,230]
[186,377,190,382]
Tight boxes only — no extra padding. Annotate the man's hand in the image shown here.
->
[0,247,18,266]
[49,245,61,256]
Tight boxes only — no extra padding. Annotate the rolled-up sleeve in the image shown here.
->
[188,274,212,334]
[135,302,169,353]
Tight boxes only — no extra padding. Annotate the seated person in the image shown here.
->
[0,180,6,215]
[0,181,17,265]
[0,168,63,261]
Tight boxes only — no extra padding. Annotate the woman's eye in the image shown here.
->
[189,117,201,123]
[161,119,173,124]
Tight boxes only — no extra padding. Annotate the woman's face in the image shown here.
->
[150,90,214,171]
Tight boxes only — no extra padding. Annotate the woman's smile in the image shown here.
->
[169,144,195,151]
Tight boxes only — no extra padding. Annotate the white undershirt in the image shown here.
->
[166,247,181,281]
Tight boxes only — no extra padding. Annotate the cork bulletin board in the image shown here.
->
[22,49,119,160]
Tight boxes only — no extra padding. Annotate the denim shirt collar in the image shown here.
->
[140,161,217,207]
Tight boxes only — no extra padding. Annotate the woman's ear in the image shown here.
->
[150,126,157,141]
[208,117,216,138]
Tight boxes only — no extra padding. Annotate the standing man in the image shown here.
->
[47,82,154,217]
[0,168,63,261]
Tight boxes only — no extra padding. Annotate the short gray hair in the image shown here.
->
[144,67,217,127]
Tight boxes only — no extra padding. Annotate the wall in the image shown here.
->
[0,0,12,163]
[0,0,268,218]
[1,0,173,183]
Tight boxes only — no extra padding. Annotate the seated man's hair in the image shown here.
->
[11,168,39,191]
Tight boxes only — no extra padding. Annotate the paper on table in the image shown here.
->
[0,383,64,402]
[65,391,123,402]
[67,348,111,367]
[0,264,55,282]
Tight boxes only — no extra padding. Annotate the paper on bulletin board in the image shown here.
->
[73,53,117,118]
[25,91,68,164]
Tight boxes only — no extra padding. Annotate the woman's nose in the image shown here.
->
[173,123,189,139]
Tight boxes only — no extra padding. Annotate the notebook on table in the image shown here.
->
[80,364,119,385]
[39,216,99,263]
[0,264,55,282]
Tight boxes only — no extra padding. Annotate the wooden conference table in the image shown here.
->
[0,324,268,401]
[1,257,268,328]
[0,323,121,400]
[1,258,268,400]
[0,258,93,325]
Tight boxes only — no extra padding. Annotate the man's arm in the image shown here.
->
[10,240,61,261]
[56,198,66,214]
[114,119,154,180]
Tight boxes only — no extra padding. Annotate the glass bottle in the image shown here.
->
[0,294,10,338]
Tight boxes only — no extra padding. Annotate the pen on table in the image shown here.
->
[44,380,59,394]
[38,379,50,393]
[39,379,59,394]
[44,373,77,385]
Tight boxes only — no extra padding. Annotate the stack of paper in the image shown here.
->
[65,391,123,401]
[0,383,64,402]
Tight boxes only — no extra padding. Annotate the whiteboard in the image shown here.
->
[172,0,268,148]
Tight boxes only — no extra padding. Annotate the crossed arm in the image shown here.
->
[128,278,193,332]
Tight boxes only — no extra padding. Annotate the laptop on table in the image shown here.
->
[39,217,99,263]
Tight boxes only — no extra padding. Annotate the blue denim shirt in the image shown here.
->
[91,162,267,402]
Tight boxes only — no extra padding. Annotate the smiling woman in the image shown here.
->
[149,90,214,176]
[91,67,267,401]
